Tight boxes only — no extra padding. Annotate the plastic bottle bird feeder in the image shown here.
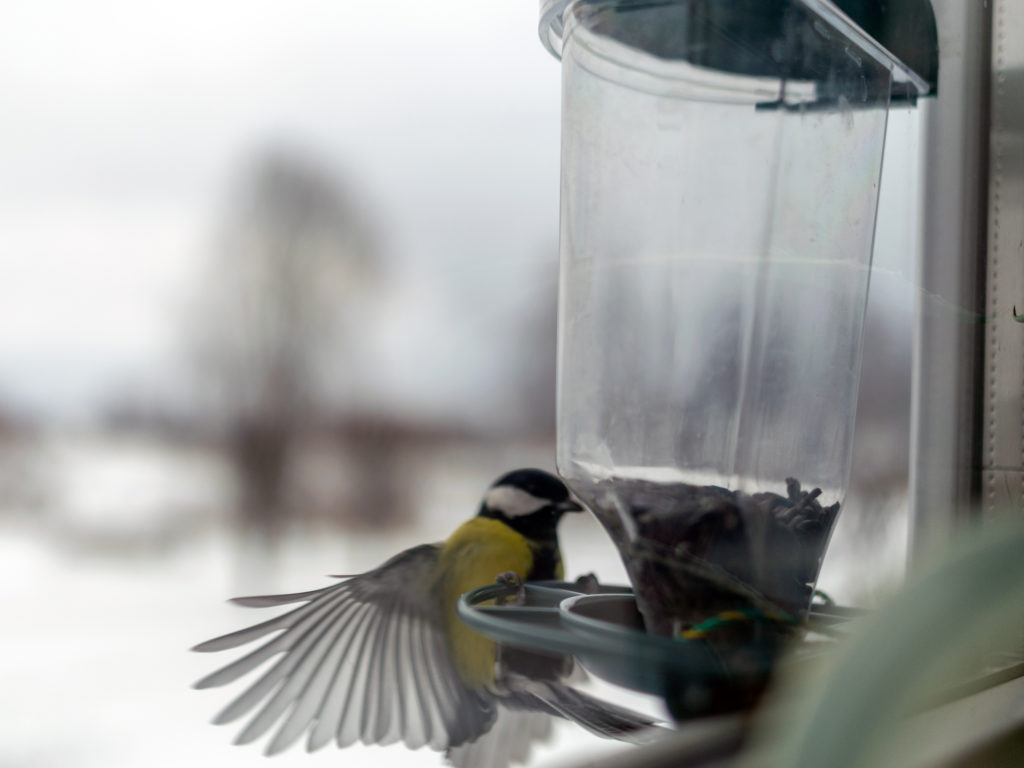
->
[551,0,933,711]
[552,0,930,621]
[461,0,937,722]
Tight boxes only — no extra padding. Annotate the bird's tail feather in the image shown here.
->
[501,679,667,745]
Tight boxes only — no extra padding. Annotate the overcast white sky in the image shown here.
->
[0,0,563,423]
[0,1,922,426]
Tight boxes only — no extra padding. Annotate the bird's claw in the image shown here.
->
[494,571,526,606]
[574,572,601,594]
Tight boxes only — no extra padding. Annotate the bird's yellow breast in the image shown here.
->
[433,517,535,688]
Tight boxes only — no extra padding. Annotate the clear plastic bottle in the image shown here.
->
[545,0,928,633]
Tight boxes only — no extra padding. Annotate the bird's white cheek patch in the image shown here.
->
[484,486,549,518]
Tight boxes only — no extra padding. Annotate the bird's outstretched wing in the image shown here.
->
[192,544,496,755]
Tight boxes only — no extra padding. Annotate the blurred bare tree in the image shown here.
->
[189,149,378,544]
[0,405,48,519]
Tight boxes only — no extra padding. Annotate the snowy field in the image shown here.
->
[0,516,663,768]
[0,434,905,768]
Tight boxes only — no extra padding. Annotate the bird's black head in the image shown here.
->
[478,468,583,539]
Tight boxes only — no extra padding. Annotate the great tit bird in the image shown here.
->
[193,468,661,767]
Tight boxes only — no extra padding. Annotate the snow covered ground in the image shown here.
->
[0,432,663,768]
[0,434,905,768]
[0,516,663,768]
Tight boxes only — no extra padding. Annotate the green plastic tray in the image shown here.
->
[457,581,790,719]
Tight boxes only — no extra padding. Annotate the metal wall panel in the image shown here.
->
[909,0,991,560]
[981,0,1024,519]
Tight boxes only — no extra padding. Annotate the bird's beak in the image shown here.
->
[557,498,584,514]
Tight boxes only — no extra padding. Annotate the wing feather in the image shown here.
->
[334,601,381,748]
[423,626,464,747]
[241,597,358,750]
[405,611,445,749]
[216,598,353,695]
[194,542,511,757]
[357,597,390,743]
[192,586,350,674]
[304,602,374,751]
[366,595,397,743]
[193,543,495,755]
[209,596,359,724]
[265,600,368,753]
[395,610,430,750]
[191,609,302,655]
[231,587,328,607]
[383,603,407,743]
